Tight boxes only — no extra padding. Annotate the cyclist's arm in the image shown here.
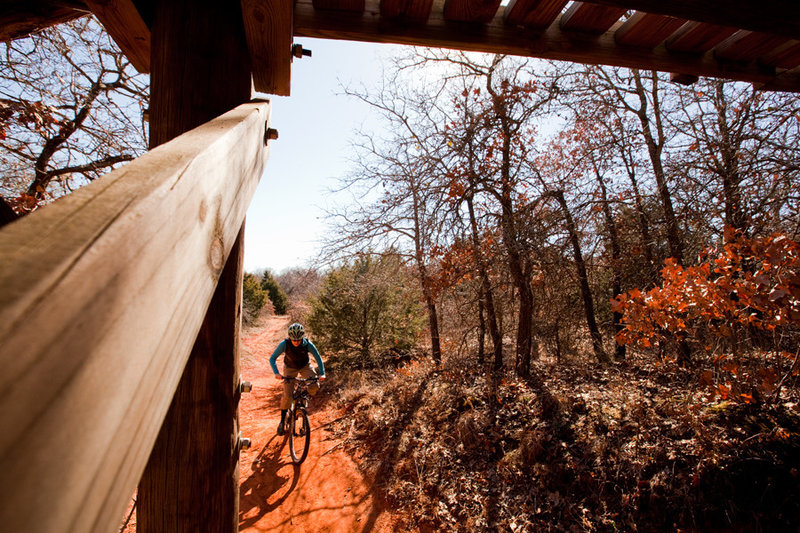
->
[269,340,287,375]
[306,340,325,377]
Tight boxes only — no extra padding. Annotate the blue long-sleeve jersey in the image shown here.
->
[269,338,325,376]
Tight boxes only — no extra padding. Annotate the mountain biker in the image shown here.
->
[269,322,326,436]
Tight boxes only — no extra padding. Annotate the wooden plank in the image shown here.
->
[313,0,366,11]
[615,12,685,48]
[0,100,271,533]
[140,226,245,533]
[577,0,800,40]
[0,0,86,42]
[443,0,503,24]
[242,0,293,96]
[293,0,800,92]
[503,0,567,29]
[560,2,626,34]
[665,21,737,53]
[84,0,151,73]
[381,0,435,21]
[715,31,791,63]
[762,40,800,69]
[138,1,253,532]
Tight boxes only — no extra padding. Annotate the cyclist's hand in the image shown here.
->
[274,374,282,380]
[319,375,326,382]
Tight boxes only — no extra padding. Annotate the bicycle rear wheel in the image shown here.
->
[288,407,310,464]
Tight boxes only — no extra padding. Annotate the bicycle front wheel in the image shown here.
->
[288,407,311,464]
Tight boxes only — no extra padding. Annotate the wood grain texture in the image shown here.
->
[242,0,293,96]
[381,0,435,21]
[0,0,86,42]
[0,100,271,533]
[139,226,245,533]
[573,0,800,40]
[560,2,626,34]
[313,0,366,11]
[443,0,504,24]
[665,22,737,53]
[293,0,800,92]
[762,41,800,69]
[84,0,151,73]
[138,2,254,532]
[615,12,685,48]
[715,31,790,63]
[503,0,568,28]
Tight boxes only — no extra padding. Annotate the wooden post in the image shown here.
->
[138,0,252,531]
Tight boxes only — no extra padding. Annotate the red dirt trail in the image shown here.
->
[238,316,396,533]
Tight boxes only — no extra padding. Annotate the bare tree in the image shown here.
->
[0,15,149,212]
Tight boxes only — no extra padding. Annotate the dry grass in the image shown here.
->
[326,352,800,532]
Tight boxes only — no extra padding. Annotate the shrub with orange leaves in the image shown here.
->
[612,229,800,402]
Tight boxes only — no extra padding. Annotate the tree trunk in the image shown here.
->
[477,294,486,366]
[632,69,684,266]
[714,81,748,236]
[411,185,442,364]
[553,190,608,363]
[592,162,626,361]
[467,194,503,370]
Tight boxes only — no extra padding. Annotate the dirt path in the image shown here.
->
[238,316,396,533]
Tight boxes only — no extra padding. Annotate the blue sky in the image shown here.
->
[244,38,404,274]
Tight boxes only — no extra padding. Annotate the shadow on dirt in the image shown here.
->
[238,435,299,529]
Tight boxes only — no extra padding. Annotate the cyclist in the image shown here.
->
[269,322,326,435]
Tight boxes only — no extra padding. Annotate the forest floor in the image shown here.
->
[237,314,400,533]
[324,348,800,532]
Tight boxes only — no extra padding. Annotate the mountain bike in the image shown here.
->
[282,376,318,464]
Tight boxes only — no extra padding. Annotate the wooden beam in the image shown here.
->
[560,2,626,34]
[443,0,504,23]
[504,0,568,28]
[0,0,87,42]
[292,0,800,92]
[242,0,293,96]
[665,22,738,54]
[313,0,366,11]
[0,100,271,533]
[615,12,685,48]
[578,0,800,41]
[138,1,254,532]
[84,0,151,73]
[381,0,435,21]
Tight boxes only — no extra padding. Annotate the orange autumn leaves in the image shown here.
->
[613,230,800,350]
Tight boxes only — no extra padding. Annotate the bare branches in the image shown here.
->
[0,15,148,211]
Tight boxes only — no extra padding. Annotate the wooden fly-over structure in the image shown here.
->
[1,1,799,532]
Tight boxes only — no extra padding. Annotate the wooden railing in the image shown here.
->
[0,100,272,533]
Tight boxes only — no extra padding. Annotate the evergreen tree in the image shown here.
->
[261,270,289,315]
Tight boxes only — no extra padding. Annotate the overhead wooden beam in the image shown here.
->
[0,0,87,42]
[381,0,435,21]
[241,0,293,96]
[84,0,151,73]
[615,12,685,48]
[504,0,568,28]
[293,0,800,92]
[560,2,626,34]
[0,100,271,533]
[443,0,503,24]
[579,0,800,41]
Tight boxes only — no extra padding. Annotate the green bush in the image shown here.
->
[261,270,289,315]
[307,253,425,368]
[242,272,267,324]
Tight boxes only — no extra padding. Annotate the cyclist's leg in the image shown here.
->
[281,365,300,409]
[297,364,319,396]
